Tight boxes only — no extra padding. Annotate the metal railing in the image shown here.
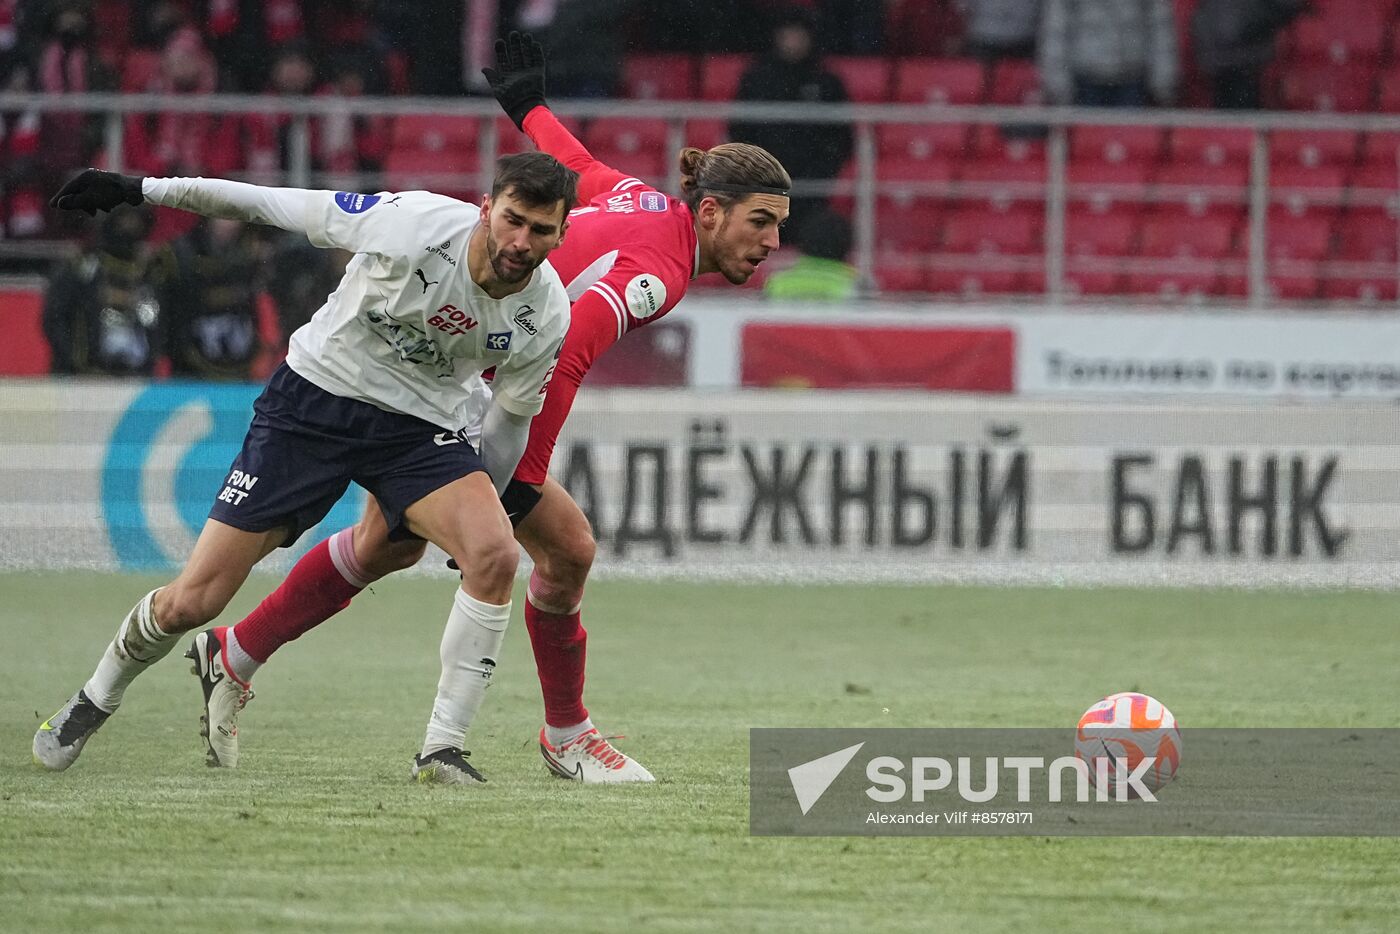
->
[4,91,1399,307]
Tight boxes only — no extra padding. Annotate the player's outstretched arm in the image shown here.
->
[482,31,638,202]
[52,168,316,233]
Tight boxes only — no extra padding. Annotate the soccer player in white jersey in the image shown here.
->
[33,154,575,784]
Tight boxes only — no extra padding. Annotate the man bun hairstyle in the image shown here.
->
[678,143,792,211]
[491,150,579,218]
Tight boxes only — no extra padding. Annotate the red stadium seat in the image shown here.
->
[1336,209,1398,262]
[969,125,1046,164]
[941,207,1041,254]
[1066,209,1139,257]
[988,60,1042,105]
[1169,127,1254,166]
[1271,163,1348,211]
[391,115,479,154]
[877,198,943,252]
[384,148,478,198]
[1140,212,1236,258]
[584,118,669,156]
[1379,69,1400,112]
[827,56,892,103]
[700,55,751,101]
[959,158,1047,207]
[1067,161,1153,212]
[875,256,928,292]
[1063,268,1123,296]
[1071,126,1166,164]
[1124,267,1221,300]
[622,54,696,100]
[1359,131,1400,169]
[1266,263,1322,300]
[1155,164,1249,215]
[879,155,956,185]
[877,123,971,162]
[1270,130,1359,167]
[120,50,161,92]
[587,148,666,183]
[1322,276,1399,303]
[1267,210,1333,260]
[893,58,985,105]
[1277,64,1376,112]
[927,267,1024,297]
[682,119,726,150]
[1288,5,1389,64]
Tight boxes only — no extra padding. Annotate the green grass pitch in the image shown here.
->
[3,571,1399,932]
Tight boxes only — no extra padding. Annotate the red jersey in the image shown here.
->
[511,106,700,485]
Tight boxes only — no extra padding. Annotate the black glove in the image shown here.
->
[50,169,145,217]
[481,31,547,131]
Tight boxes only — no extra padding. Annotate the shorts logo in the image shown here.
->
[624,273,667,319]
[334,192,381,214]
[486,331,513,351]
[513,304,538,335]
[216,468,259,506]
[639,191,668,213]
[433,430,468,446]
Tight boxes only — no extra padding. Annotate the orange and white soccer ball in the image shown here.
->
[1075,692,1181,796]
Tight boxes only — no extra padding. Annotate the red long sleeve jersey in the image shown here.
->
[510,106,699,485]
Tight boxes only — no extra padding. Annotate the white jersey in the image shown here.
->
[286,190,569,431]
[141,178,569,433]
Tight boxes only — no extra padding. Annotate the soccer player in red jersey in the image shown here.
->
[192,33,791,783]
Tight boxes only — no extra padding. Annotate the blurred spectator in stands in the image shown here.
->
[764,210,858,300]
[884,0,965,57]
[133,0,189,50]
[265,234,349,343]
[316,48,390,183]
[1039,0,1177,107]
[124,26,241,179]
[730,8,852,244]
[244,43,316,184]
[32,2,113,231]
[516,0,631,98]
[206,0,306,92]
[0,0,26,83]
[1192,0,1306,110]
[374,0,465,94]
[162,218,264,380]
[960,0,1041,61]
[750,0,885,54]
[43,205,169,376]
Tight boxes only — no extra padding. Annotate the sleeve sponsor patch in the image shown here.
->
[624,273,667,320]
[334,192,381,214]
[639,191,669,213]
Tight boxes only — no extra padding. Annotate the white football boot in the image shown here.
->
[186,628,253,768]
[539,727,655,784]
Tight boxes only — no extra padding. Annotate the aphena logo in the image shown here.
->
[427,240,457,266]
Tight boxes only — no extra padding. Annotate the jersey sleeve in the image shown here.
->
[303,190,461,259]
[489,290,570,418]
[572,247,690,339]
[511,284,624,486]
[521,105,653,204]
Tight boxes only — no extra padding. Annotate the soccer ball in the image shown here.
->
[1074,692,1181,796]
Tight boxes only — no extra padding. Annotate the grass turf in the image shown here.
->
[2,572,1398,932]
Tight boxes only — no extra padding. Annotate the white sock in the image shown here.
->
[223,628,260,685]
[421,589,511,757]
[83,589,181,713]
[546,717,596,750]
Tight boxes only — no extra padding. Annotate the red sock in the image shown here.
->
[232,531,367,663]
[524,594,589,728]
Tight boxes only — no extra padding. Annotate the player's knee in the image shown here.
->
[540,524,595,590]
[453,532,518,596]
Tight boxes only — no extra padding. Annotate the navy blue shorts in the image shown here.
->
[208,363,485,547]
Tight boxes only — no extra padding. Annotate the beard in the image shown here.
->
[487,234,537,284]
